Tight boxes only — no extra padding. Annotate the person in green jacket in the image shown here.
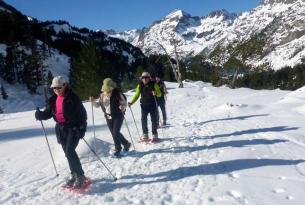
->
[128,72,161,142]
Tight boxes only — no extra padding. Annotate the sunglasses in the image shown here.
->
[142,76,150,79]
[53,87,63,90]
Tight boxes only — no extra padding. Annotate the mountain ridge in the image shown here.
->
[106,0,305,70]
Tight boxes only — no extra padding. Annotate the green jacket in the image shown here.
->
[130,81,161,105]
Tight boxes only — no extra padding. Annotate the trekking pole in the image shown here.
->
[90,101,97,152]
[129,107,141,140]
[82,138,117,181]
[124,116,136,151]
[39,120,59,177]
[153,96,165,138]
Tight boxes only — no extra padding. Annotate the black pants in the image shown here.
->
[106,116,129,151]
[56,124,84,175]
[141,103,158,136]
[157,96,167,124]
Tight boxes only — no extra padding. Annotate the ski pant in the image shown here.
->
[157,96,167,124]
[106,116,129,151]
[141,103,158,136]
[55,124,84,175]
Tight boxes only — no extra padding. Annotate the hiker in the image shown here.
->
[35,76,87,188]
[90,78,131,157]
[128,72,161,143]
[152,75,168,126]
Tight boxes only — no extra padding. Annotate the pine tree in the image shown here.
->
[22,39,47,94]
[4,45,17,83]
[1,84,8,99]
[70,38,110,99]
[3,45,25,84]
[0,53,4,78]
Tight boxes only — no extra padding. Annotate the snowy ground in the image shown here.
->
[1,81,305,205]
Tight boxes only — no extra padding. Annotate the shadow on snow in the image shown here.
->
[183,114,269,127]
[199,126,298,140]
[89,158,305,195]
[130,139,288,157]
[0,123,108,142]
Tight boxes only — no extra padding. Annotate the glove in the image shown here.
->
[35,108,43,121]
[74,126,86,139]
[119,104,127,112]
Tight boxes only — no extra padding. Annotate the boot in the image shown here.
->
[113,149,121,157]
[63,173,77,188]
[74,174,86,188]
[123,142,131,152]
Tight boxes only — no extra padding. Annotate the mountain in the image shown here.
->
[104,29,143,45]
[108,0,305,70]
[0,1,145,82]
[108,9,236,57]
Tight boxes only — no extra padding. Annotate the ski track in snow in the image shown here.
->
[1,82,305,205]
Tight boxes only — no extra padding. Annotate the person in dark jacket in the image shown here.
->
[90,78,131,157]
[35,76,87,188]
[128,72,161,143]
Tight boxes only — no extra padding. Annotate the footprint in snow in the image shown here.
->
[228,190,242,199]
[286,195,294,200]
[229,172,240,179]
[272,188,286,194]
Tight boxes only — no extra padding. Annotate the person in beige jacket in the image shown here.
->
[90,78,130,157]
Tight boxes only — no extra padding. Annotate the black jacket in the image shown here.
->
[139,81,155,105]
[100,88,125,119]
[38,89,87,128]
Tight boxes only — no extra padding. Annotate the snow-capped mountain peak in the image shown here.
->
[208,9,237,20]
[263,0,302,5]
[104,0,305,70]
[164,9,191,20]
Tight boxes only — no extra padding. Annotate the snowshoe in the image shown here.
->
[61,173,77,188]
[139,135,150,143]
[149,136,160,144]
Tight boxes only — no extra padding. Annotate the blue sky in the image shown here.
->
[5,0,261,31]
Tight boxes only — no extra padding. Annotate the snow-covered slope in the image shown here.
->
[0,47,69,113]
[104,29,142,45]
[110,0,305,70]
[1,82,305,204]
[223,0,305,69]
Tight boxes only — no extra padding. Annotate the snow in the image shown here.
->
[27,16,33,22]
[106,29,141,44]
[0,44,7,55]
[45,49,70,79]
[122,51,135,65]
[48,24,72,34]
[0,6,11,13]
[0,78,47,113]
[1,81,305,204]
